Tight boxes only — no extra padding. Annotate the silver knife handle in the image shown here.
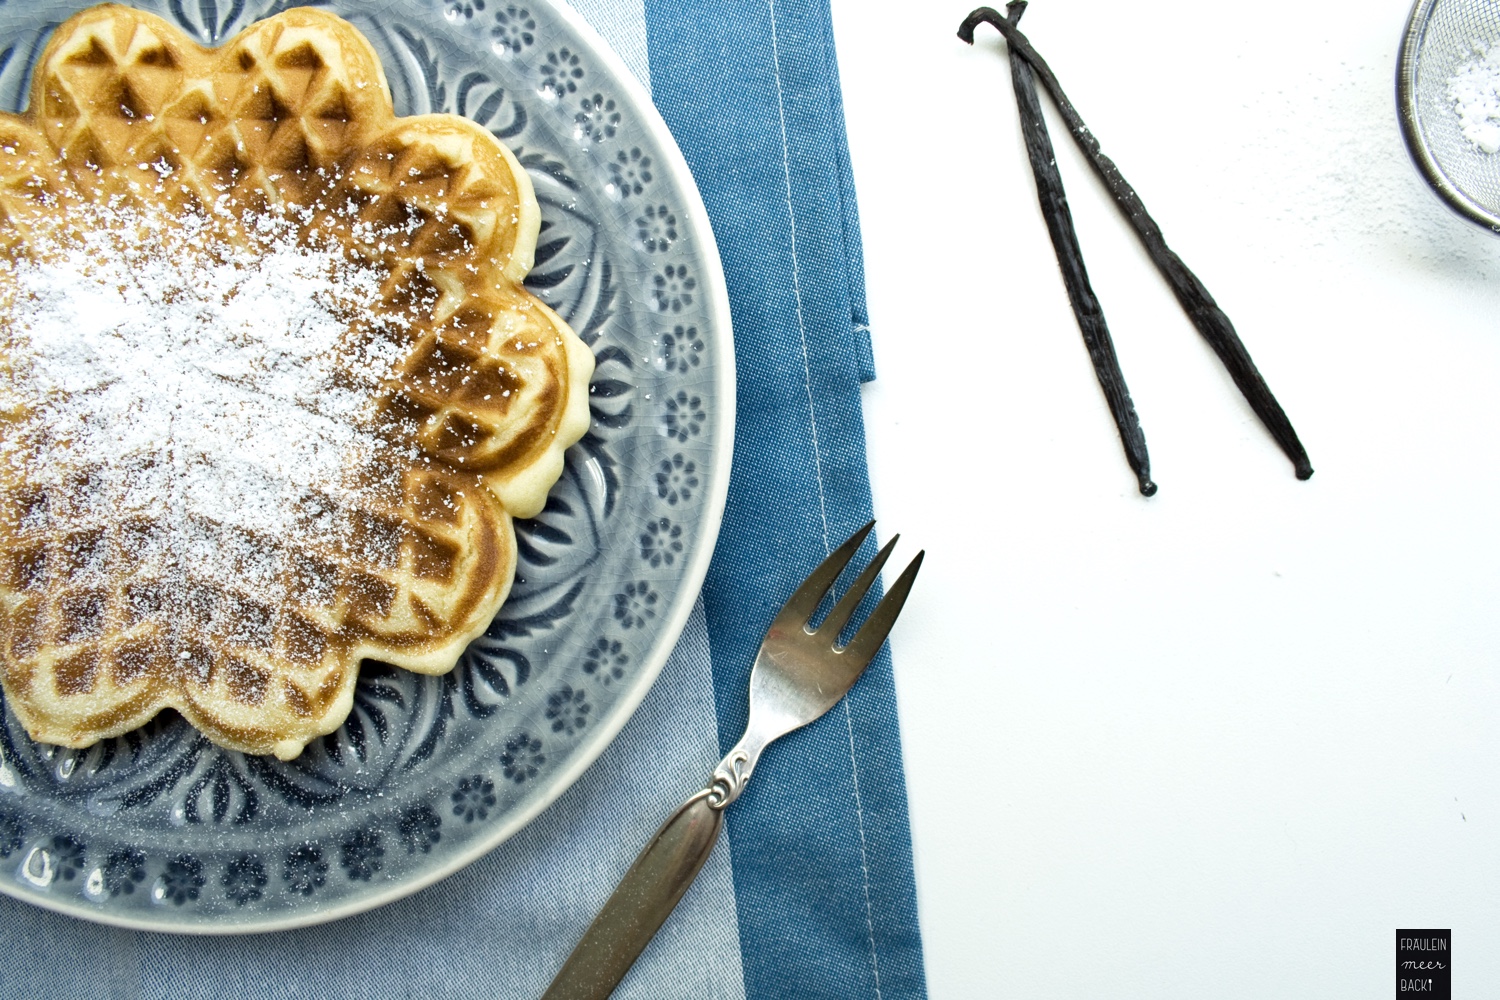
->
[540,788,724,1000]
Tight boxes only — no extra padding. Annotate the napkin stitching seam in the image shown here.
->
[765,7,830,550]
[767,2,883,997]
[842,697,883,998]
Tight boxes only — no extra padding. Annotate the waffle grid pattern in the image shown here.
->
[0,5,593,759]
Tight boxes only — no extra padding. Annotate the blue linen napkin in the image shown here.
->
[0,2,924,997]
[642,1,924,997]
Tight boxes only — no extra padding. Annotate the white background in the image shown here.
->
[833,0,1499,995]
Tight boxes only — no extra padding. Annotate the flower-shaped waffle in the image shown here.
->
[0,5,594,759]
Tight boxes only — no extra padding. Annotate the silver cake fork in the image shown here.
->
[541,522,923,1000]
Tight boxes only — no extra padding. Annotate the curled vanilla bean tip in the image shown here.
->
[1140,479,1158,497]
[958,6,1005,44]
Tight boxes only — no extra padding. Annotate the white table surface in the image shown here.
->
[832,0,1499,996]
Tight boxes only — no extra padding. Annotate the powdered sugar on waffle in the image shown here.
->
[0,199,413,625]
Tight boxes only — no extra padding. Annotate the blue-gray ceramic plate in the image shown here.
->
[0,0,733,932]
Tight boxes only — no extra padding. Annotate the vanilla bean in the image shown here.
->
[1003,1,1154,495]
[960,6,1313,481]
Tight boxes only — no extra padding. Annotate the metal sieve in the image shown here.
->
[1399,0,1500,232]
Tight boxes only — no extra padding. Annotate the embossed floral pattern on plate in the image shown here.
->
[0,0,729,932]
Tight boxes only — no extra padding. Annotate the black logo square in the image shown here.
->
[1396,929,1450,999]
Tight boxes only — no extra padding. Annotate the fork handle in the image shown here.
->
[541,788,724,1000]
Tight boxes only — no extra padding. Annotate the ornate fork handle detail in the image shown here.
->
[707,737,765,808]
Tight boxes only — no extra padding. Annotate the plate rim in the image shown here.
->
[0,0,736,934]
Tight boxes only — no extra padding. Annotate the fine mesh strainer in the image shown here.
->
[1399,0,1500,231]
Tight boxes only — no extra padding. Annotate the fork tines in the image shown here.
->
[776,521,923,662]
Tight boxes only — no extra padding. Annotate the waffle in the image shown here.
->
[0,5,594,759]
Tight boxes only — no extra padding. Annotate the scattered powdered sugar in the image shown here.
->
[1448,41,1500,154]
[0,198,419,644]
